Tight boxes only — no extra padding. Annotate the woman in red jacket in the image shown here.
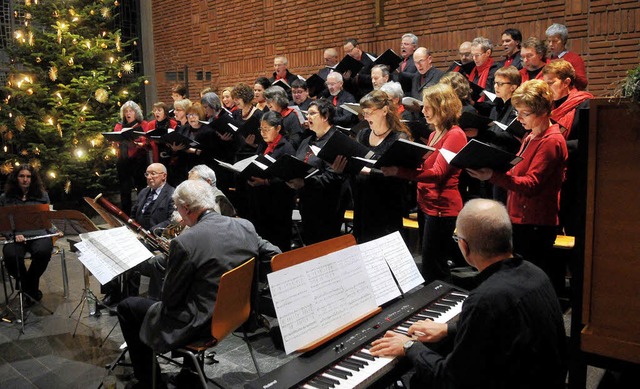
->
[382,84,467,282]
[468,79,567,280]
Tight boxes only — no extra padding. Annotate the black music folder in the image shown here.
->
[267,154,318,181]
[453,61,476,76]
[317,131,374,174]
[101,127,139,142]
[334,55,364,75]
[373,49,403,73]
[368,138,435,169]
[459,111,494,131]
[305,73,326,97]
[469,81,485,102]
[150,131,199,148]
[443,138,523,172]
[493,117,527,139]
[236,115,261,139]
[215,155,272,180]
[272,79,291,92]
[134,127,172,138]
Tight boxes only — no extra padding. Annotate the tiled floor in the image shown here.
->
[0,234,615,389]
[0,237,294,389]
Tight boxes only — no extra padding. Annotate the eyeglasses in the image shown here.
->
[186,114,199,118]
[514,110,534,118]
[307,111,320,117]
[260,126,277,133]
[494,81,512,87]
[144,171,165,177]
[362,108,379,117]
[292,90,306,95]
[452,232,464,243]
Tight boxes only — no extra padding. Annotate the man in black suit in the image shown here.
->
[117,179,261,388]
[101,163,175,306]
[398,33,419,93]
[326,71,358,127]
[410,47,445,100]
[318,48,339,81]
[131,163,175,232]
[342,38,376,100]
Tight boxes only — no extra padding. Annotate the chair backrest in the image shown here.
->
[210,257,255,342]
[271,234,356,271]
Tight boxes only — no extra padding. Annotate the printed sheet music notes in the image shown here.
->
[268,231,424,354]
[74,226,154,285]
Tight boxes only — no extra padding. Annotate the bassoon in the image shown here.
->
[93,193,170,255]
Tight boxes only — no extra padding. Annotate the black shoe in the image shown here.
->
[101,294,121,307]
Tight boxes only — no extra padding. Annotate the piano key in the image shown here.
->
[355,351,375,361]
[316,375,340,386]
[325,368,351,379]
[338,360,363,371]
[345,357,367,367]
[307,379,331,389]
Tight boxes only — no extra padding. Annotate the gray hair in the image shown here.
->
[120,101,144,123]
[372,64,390,77]
[380,81,404,99]
[264,86,289,108]
[471,37,493,52]
[188,164,217,187]
[173,98,192,111]
[275,55,288,65]
[545,23,569,44]
[172,179,217,213]
[456,199,513,258]
[200,92,222,113]
[327,71,343,83]
[402,33,418,46]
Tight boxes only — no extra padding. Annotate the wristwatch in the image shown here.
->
[403,340,416,354]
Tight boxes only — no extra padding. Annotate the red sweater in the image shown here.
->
[113,120,149,159]
[558,51,588,91]
[396,126,467,217]
[490,124,567,226]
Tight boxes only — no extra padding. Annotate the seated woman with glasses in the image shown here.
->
[467,79,567,286]
[332,90,412,243]
[381,84,467,282]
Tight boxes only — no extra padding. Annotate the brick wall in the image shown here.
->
[148,0,640,103]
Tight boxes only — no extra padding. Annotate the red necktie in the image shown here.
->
[401,58,408,72]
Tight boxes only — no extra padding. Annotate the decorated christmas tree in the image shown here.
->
[0,0,145,200]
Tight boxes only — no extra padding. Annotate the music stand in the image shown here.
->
[46,210,104,337]
[0,204,55,333]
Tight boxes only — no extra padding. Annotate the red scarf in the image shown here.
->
[280,107,293,117]
[468,57,494,102]
[550,88,593,138]
[264,134,283,155]
[397,105,405,115]
[333,95,338,106]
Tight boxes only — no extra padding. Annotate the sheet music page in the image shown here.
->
[75,241,120,284]
[77,226,153,284]
[358,239,402,305]
[268,245,377,354]
[376,231,425,293]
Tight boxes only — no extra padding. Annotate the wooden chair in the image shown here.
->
[152,257,261,389]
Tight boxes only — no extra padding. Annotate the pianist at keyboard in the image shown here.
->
[370,199,566,389]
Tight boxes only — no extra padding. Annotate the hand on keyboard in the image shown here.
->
[370,331,411,357]
[408,320,448,343]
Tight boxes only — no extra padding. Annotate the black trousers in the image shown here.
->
[3,237,53,296]
[117,296,160,385]
[512,224,562,291]
[421,215,463,283]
